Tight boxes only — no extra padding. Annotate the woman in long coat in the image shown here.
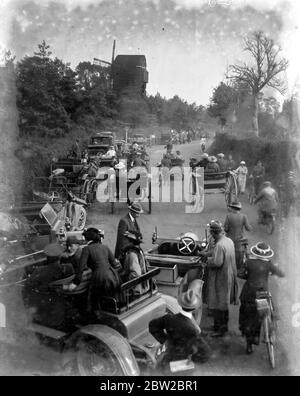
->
[73,228,121,312]
[238,242,284,354]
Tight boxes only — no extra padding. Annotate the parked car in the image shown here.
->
[88,132,115,159]
[145,229,208,297]
[0,245,180,375]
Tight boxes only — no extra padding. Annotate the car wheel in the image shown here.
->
[75,335,123,376]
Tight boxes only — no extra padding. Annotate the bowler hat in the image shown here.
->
[128,202,143,214]
[44,243,64,258]
[250,242,274,259]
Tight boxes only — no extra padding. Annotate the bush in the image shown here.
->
[210,133,296,186]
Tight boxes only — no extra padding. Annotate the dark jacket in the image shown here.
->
[224,212,251,251]
[149,313,209,363]
[239,258,284,303]
[115,214,142,258]
[75,242,120,298]
[205,162,220,173]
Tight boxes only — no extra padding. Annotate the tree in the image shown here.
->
[16,41,74,137]
[228,31,288,136]
[207,82,237,128]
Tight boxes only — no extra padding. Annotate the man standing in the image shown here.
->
[115,202,143,259]
[206,220,239,337]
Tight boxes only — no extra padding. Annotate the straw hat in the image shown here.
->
[250,242,274,259]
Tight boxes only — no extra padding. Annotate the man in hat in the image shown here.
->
[239,242,284,354]
[206,220,238,337]
[217,153,227,172]
[205,156,220,173]
[115,202,143,260]
[132,152,147,168]
[149,286,210,371]
[224,202,252,269]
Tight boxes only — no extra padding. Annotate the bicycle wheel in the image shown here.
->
[263,315,276,369]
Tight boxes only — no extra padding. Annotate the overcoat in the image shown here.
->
[207,235,238,311]
[114,213,142,259]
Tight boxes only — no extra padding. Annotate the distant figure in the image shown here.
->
[227,154,236,171]
[224,202,252,269]
[251,161,265,196]
[254,181,279,224]
[71,139,81,159]
[205,156,220,173]
[104,146,117,159]
[217,153,227,172]
[235,161,248,195]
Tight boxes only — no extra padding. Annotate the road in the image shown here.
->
[1,141,299,376]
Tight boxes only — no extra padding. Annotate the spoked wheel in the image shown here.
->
[263,315,276,369]
[77,208,87,231]
[224,172,238,206]
[76,335,122,376]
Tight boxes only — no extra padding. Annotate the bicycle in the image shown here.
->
[255,291,277,369]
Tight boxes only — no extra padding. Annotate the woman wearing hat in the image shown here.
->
[234,161,248,195]
[224,202,252,269]
[149,286,210,371]
[73,228,121,312]
[239,242,284,354]
[121,231,149,296]
[205,156,220,174]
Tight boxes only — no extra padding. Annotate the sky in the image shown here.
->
[0,0,300,105]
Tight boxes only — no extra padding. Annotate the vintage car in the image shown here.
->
[145,230,207,298]
[88,132,115,159]
[0,240,181,376]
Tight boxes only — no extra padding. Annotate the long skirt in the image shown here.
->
[239,301,262,343]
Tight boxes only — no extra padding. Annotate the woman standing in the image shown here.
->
[72,228,121,312]
[235,161,248,195]
[238,242,284,355]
